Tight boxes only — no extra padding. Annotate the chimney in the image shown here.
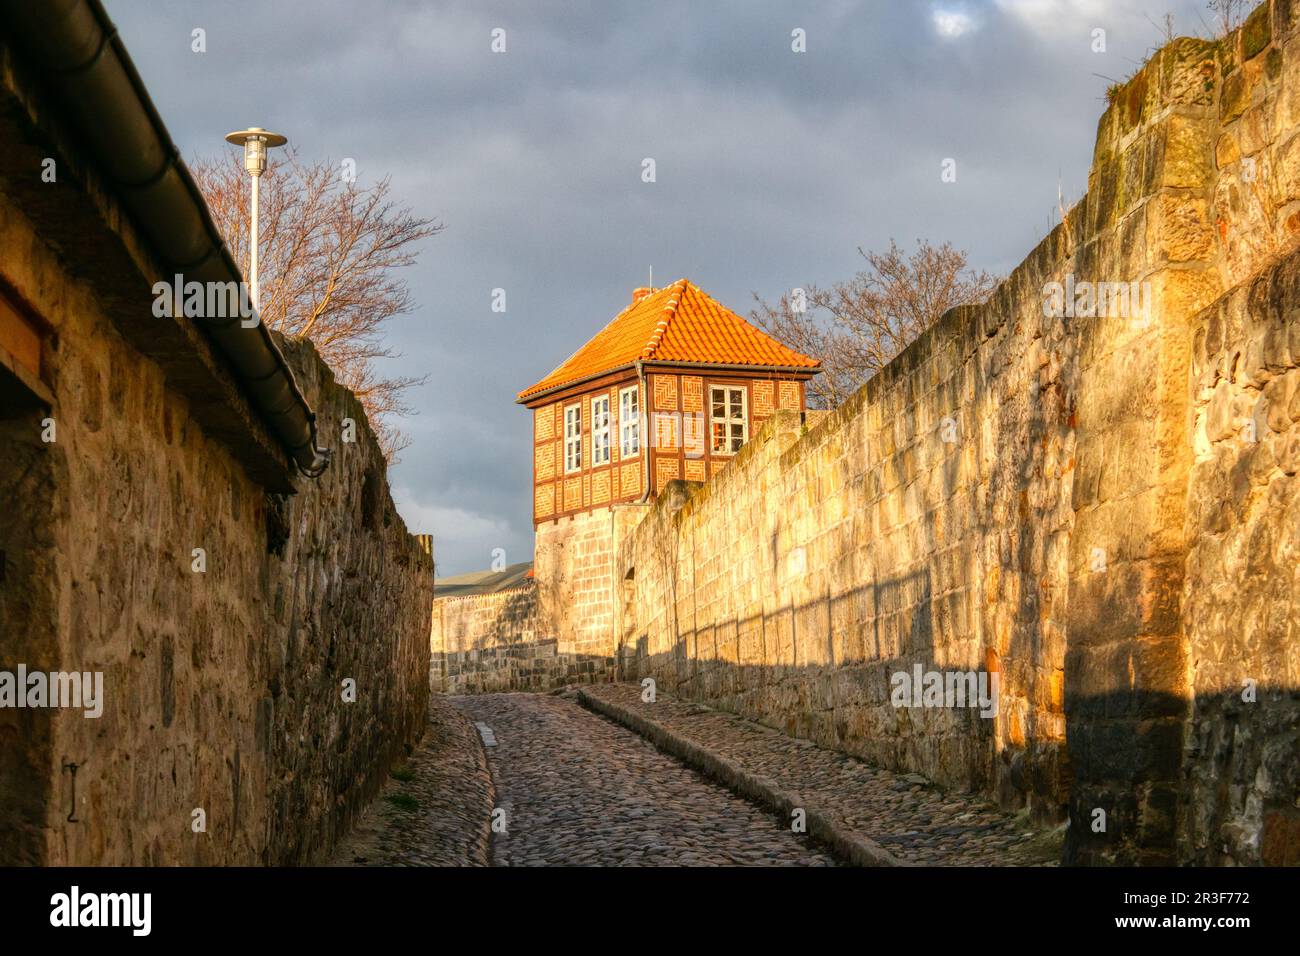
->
[632,287,654,304]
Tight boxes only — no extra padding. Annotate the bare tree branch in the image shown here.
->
[752,239,999,409]
[191,149,442,462]
[1207,0,1247,36]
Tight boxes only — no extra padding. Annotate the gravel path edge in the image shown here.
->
[329,695,495,867]
[575,687,906,868]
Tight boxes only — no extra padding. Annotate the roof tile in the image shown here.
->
[518,279,819,401]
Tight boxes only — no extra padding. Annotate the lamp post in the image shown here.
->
[224,127,287,311]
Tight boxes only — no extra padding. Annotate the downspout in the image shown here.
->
[0,0,331,478]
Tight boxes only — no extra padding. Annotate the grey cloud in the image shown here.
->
[105,0,1210,575]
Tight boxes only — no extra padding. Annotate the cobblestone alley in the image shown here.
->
[335,686,1060,867]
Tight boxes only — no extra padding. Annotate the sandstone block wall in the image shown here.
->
[429,587,612,695]
[1065,0,1300,866]
[533,505,646,661]
[620,279,1075,819]
[0,177,431,865]
[424,3,1299,866]
[1176,0,1300,867]
[430,587,571,694]
[1180,251,1300,866]
[427,504,648,694]
[615,6,1300,864]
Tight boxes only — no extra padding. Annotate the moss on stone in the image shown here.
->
[1221,67,1250,121]
[1124,69,1148,130]
[385,793,420,811]
[1217,33,1239,77]
[1242,2,1271,61]
[1266,46,1283,82]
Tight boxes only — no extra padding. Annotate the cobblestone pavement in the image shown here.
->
[580,683,1062,866]
[330,694,493,866]
[452,692,837,866]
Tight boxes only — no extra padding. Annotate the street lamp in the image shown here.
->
[224,127,287,311]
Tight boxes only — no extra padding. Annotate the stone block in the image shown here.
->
[1261,807,1300,865]
[1243,2,1272,61]
[1162,113,1213,189]
[1216,131,1241,168]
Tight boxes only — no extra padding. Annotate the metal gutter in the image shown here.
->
[640,359,821,375]
[0,0,330,477]
[516,362,636,406]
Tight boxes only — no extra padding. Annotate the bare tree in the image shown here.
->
[1207,0,1247,36]
[752,240,999,409]
[192,150,442,462]
[1146,10,1177,44]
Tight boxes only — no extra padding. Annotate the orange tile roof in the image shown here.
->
[518,279,819,402]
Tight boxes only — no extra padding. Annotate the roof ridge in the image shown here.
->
[518,277,819,403]
[679,280,818,365]
[531,293,644,392]
[641,277,689,360]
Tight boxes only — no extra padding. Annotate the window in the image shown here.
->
[564,404,582,473]
[710,385,747,454]
[591,395,611,466]
[619,385,640,458]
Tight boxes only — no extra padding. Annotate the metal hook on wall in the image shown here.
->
[62,760,80,823]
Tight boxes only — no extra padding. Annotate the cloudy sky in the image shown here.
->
[106,0,1215,576]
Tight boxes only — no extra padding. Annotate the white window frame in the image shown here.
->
[710,384,748,455]
[619,384,640,458]
[591,394,611,467]
[564,403,582,473]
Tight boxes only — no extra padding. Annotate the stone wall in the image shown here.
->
[614,5,1300,864]
[431,587,551,694]
[0,175,431,864]
[1065,0,1300,866]
[1177,0,1300,866]
[419,3,1300,866]
[427,503,649,694]
[534,505,646,661]
[430,583,617,695]
[1180,254,1300,866]
[428,574,621,686]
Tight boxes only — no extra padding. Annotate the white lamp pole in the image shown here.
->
[224,127,287,310]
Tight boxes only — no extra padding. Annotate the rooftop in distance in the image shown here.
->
[435,560,535,598]
[517,279,820,403]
